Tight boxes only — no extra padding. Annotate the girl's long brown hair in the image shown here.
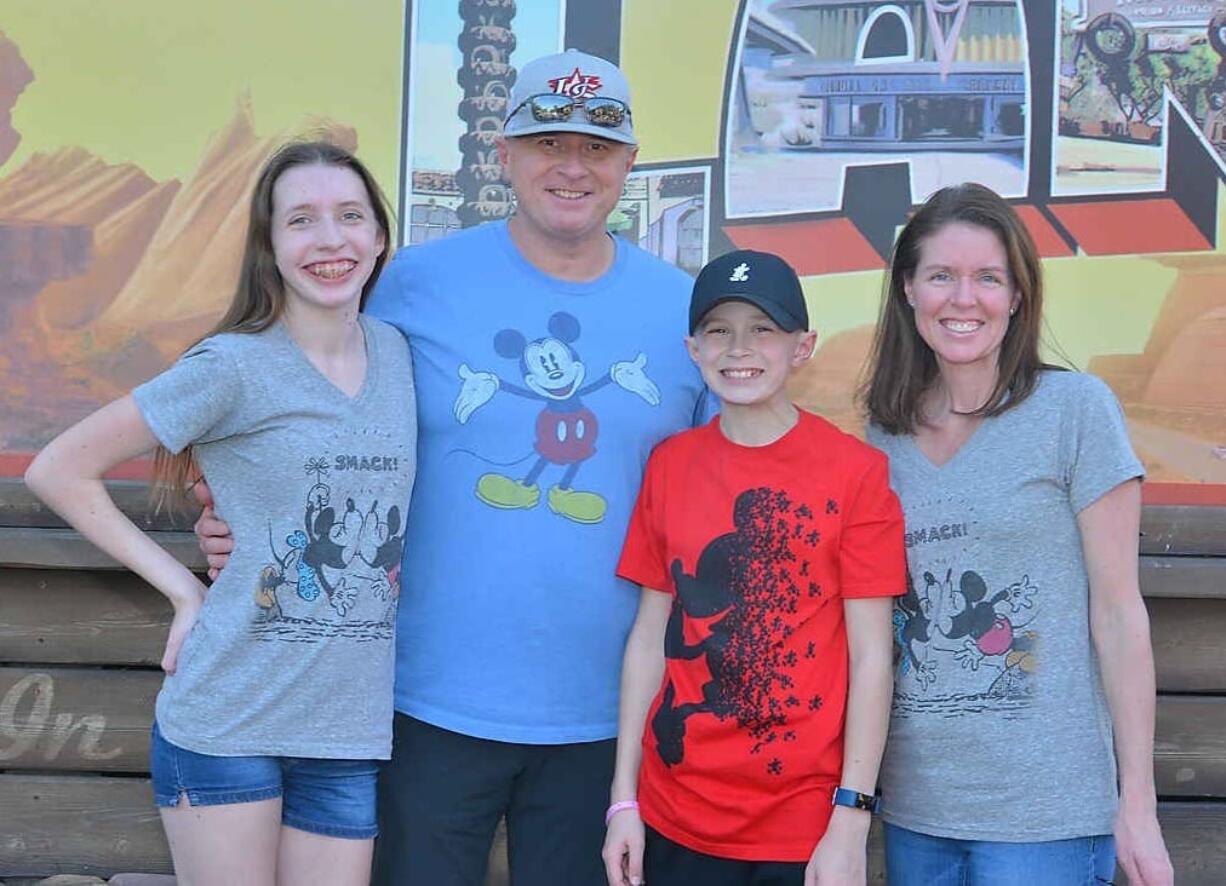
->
[150,141,394,511]
[862,182,1047,436]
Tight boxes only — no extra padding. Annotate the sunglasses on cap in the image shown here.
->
[506,93,631,129]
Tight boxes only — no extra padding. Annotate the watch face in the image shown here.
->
[833,787,879,812]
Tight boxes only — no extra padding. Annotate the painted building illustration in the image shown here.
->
[726,0,1028,215]
[619,171,708,275]
[743,0,1026,152]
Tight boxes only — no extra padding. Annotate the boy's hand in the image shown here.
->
[805,807,869,886]
[602,807,645,886]
[191,479,233,580]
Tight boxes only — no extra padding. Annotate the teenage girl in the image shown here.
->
[26,141,416,886]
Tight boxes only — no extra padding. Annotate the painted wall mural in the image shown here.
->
[1,0,1223,503]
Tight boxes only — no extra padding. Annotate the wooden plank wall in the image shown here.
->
[2,481,1224,883]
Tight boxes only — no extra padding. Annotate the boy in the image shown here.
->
[602,250,905,886]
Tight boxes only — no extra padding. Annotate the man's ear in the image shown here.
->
[793,330,818,365]
[624,145,639,174]
[496,136,511,166]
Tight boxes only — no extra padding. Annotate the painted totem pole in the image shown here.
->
[456,0,517,227]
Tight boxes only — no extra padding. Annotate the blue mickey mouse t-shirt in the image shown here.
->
[367,220,707,743]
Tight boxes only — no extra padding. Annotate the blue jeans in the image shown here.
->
[884,823,1117,886]
[150,720,379,840]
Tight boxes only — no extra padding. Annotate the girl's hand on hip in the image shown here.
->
[162,581,206,675]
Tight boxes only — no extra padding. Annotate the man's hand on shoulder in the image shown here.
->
[191,479,233,580]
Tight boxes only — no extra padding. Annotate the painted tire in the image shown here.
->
[1209,10,1226,57]
[1085,13,1136,62]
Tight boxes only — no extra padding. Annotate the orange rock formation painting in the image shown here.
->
[1088,256,1226,484]
[0,32,33,168]
[789,262,1226,484]
[0,85,358,450]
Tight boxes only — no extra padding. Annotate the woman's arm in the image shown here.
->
[805,595,894,886]
[1080,478,1173,886]
[25,395,209,674]
[602,587,671,886]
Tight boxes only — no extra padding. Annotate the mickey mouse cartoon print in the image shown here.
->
[453,311,660,524]
[253,455,404,642]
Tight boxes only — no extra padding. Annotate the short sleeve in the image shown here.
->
[365,248,415,336]
[1062,374,1145,514]
[839,449,907,599]
[131,338,243,454]
[616,447,673,593]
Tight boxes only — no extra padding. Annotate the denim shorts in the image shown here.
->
[884,822,1117,886]
[149,720,378,840]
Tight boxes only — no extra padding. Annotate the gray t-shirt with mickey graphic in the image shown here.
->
[133,315,416,759]
[867,371,1143,841]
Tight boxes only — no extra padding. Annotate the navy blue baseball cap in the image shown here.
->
[689,249,809,334]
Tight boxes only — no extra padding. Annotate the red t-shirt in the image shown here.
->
[617,411,905,861]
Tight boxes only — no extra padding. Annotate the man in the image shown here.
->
[198,50,707,885]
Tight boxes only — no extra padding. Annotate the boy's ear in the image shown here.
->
[792,330,818,365]
[684,335,700,364]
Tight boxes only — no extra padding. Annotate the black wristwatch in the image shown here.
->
[831,787,880,814]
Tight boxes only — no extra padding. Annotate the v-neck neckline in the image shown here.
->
[275,315,375,406]
[903,414,992,474]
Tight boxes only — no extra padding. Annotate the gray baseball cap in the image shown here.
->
[503,49,637,145]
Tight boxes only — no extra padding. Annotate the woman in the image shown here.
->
[863,183,1173,885]
[26,141,415,885]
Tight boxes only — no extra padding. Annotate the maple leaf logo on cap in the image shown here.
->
[548,67,602,99]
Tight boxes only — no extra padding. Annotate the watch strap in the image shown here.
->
[831,786,880,813]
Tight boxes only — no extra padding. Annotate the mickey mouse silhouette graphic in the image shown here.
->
[652,487,814,771]
[453,311,660,524]
[652,546,737,766]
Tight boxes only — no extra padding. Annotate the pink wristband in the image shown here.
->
[605,799,639,825]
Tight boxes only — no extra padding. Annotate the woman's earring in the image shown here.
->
[1009,305,1017,316]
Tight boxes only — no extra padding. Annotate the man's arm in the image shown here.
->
[1081,479,1173,886]
[192,479,233,580]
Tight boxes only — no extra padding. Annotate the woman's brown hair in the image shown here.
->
[151,141,394,509]
[863,182,1046,436]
